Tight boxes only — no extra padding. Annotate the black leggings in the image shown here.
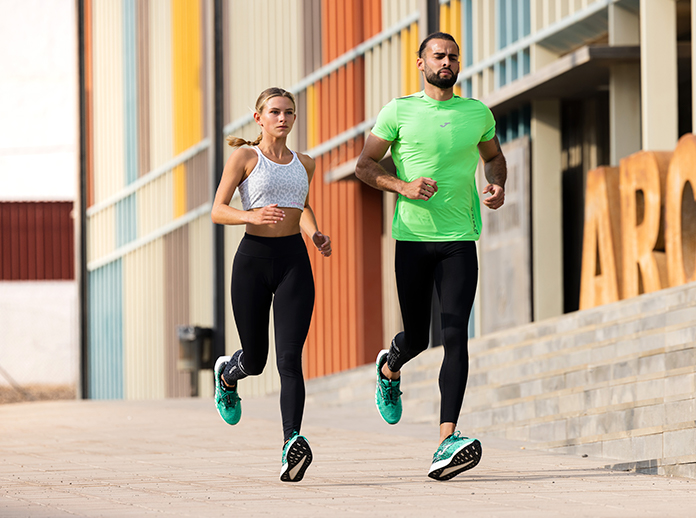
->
[388,240,478,425]
[225,233,315,442]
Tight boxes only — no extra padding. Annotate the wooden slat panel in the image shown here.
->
[85,0,94,207]
[137,172,173,238]
[148,0,174,170]
[92,0,124,204]
[88,205,115,264]
[186,147,210,211]
[188,214,213,327]
[137,0,151,176]
[171,0,202,218]
[89,260,124,399]
[164,225,191,397]
[123,0,139,186]
[124,239,166,399]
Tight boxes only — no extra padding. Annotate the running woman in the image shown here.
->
[211,87,331,482]
[355,32,507,481]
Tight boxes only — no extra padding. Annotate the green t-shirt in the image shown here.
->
[371,91,496,241]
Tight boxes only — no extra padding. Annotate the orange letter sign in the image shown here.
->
[666,134,696,286]
[579,167,622,310]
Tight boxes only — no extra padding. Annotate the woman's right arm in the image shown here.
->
[211,148,285,226]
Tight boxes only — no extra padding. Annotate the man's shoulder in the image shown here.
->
[393,91,426,102]
[454,96,491,110]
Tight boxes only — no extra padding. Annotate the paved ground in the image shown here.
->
[1,393,695,517]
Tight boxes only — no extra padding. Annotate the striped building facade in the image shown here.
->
[79,0,425,400]
[79,0,695,400]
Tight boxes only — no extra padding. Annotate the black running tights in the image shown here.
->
[227,233,315,442]
[387,240,478,425]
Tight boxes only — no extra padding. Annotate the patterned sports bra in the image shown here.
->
[238,147,309,211]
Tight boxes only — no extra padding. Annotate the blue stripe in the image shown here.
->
[116,194,137,247]
[464,0,473,67]
[523,0,531,37]
[88,261,124,399]
[123,0,138,185]
[496,0,506,49]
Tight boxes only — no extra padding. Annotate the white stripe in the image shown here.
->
[87,203,211,271]
[87,139,211,216]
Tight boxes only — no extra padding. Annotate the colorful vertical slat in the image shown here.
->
[85,0,211,400]
[171,0,202,218]
[88,260,124,399]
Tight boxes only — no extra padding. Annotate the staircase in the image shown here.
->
[306,281,696,478]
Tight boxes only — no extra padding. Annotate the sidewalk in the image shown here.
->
[1,393,695,517]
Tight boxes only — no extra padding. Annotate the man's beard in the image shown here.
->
[424,64,458,89]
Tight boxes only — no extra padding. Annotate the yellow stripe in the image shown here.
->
[440,3,450,33]
[410,22,420,94]
[451,0,461,42]
[401,23,420,95]
[171,0,202,217]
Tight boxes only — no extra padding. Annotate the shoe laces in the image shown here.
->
[436,431,462,455]
[380,379,402,406]
[218,384,241,409]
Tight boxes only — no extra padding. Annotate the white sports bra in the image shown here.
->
[238,147,309,211]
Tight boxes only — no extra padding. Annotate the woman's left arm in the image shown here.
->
[298,153,332,257]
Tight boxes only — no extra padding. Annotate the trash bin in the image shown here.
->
[177,326,214,396]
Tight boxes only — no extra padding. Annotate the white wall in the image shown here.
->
[0,0,77,201]
[0,1,79,391]
[0,281,78,386]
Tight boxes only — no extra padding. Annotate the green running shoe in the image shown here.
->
[214,356,241,425]
[280,432,313,482]
[428,432,482,481]
[375,349,402,424]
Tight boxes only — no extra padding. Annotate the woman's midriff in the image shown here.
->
[245,207,303,237]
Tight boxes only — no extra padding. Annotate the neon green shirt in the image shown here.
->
[371,91,496,241]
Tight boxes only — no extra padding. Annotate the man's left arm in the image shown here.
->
[478,135,507,210]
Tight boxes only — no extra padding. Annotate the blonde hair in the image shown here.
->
[227,87,296,148]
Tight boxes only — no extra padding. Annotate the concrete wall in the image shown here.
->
[0,281,78,388]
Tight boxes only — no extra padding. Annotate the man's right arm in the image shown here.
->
[355,133,437,201]
[355,133,400,192]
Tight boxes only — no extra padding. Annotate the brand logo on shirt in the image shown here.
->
[440,122,451,128]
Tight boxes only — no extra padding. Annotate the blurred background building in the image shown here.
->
[0,0,78,403]
[3,0,693,403]
[76,0,696,400]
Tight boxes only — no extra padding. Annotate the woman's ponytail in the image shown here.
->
[226,133,262,148]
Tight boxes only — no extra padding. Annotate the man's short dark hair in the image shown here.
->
[418,32,460,58]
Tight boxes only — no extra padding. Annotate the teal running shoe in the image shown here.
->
[280,431,313,482]
[428,432,482,481]
[214,356,242,425]
[375,349,402,424]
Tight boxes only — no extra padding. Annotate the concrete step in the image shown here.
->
[303,281,696,477]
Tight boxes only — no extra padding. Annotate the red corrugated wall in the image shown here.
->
[0,202,75,281]
[304,0,383,378]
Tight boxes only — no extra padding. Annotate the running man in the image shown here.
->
[355,32,507,481]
